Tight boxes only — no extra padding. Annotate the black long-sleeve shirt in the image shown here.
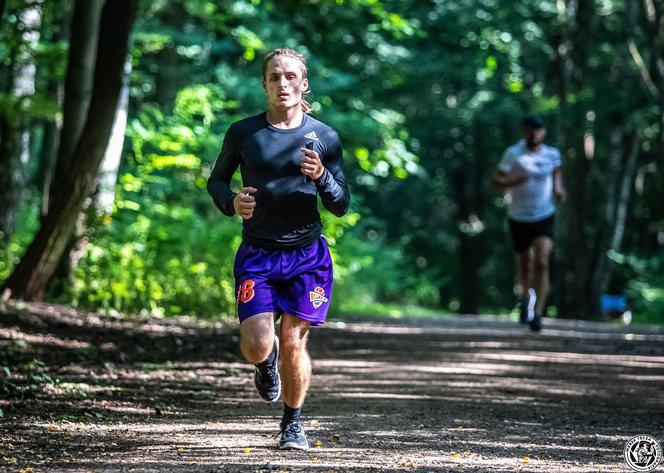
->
[207,112,350,249]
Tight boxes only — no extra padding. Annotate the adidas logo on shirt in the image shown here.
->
[304,131,319,141]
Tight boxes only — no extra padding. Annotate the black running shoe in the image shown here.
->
[530,314,542,332]
[278,419,309,450]
[254,337,280,403]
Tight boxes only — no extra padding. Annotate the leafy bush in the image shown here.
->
[610,250,664,325]
[332,221,440,313]
[68,86,241,317]
[1,359,57,401]
[0,195,41,282]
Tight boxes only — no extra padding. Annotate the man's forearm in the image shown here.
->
[492,174,526,189]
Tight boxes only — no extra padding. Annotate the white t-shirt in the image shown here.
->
[497,139,561,222]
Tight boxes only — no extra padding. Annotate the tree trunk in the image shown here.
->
[550,2,572,317]
[551,0,596,318]
[38,117,60,215]
[642,0,664,168]
[2,0,138,301]
[36,13,66,216]
[454,143,481,315]
[0,114,20,242]
[587,114,624,313]
[46,59,132,297]
[602,134,641,291]
[49,0,104,210]
[96,59,131,214]
[43,0,104,296]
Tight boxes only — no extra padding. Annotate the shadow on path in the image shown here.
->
[1,303,663,472]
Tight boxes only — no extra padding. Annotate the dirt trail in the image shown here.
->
[2,304,664,472]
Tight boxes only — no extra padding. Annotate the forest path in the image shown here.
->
[2,303,664,472]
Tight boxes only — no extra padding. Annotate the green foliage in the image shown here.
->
[1,0,663,322]
[0,358,57,400]
[0,197,40,282]
[610,251,664,325]
[332,301,448,320]
[332,217,441,311]
[69,86,241,317]
[70,211,241,317]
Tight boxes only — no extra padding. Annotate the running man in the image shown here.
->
[207,48,350,450]
[491,115,566,331]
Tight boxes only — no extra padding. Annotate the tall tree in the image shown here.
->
[95,59,131,214]
[2,0,138,301]
[550,0,596,317]
[34,1,71,216]
[46,0,104,212]
[40,0,103,296]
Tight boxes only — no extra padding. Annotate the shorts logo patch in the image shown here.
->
[309,286,328,308]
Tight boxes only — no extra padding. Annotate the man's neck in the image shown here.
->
[525,141,541,152]
[266,106,304,129]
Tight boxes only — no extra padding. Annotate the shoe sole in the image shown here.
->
[527,288,537,322]
[257,380,281,403]
[279,441,309,450]
[266,381,281,404]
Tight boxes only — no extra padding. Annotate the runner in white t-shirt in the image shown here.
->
[492,115,566,331]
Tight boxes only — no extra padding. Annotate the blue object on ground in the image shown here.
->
[600,294,627,312]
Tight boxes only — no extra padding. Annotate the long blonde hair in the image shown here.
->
[262,48,312,114]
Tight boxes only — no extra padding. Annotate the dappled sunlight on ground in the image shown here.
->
[1,302,663,471]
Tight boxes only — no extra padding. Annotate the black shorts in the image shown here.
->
[508,214,554,252]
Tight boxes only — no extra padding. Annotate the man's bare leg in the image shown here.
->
[277,313,311,450]
[241,312,281,403]
[532,236,554,316]
[279,314,311,409]
[515,249,535,323]
[240,312,275,363]
[515,250,532,300]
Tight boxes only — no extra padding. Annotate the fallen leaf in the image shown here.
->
[315,440,322,447]
[177,448,184,455]
[242,448,251,453]
[521,456,529,464]
[311,456,318,462]
[188,461,197,464]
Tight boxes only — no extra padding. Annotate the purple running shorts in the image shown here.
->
[233,236,333,326]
